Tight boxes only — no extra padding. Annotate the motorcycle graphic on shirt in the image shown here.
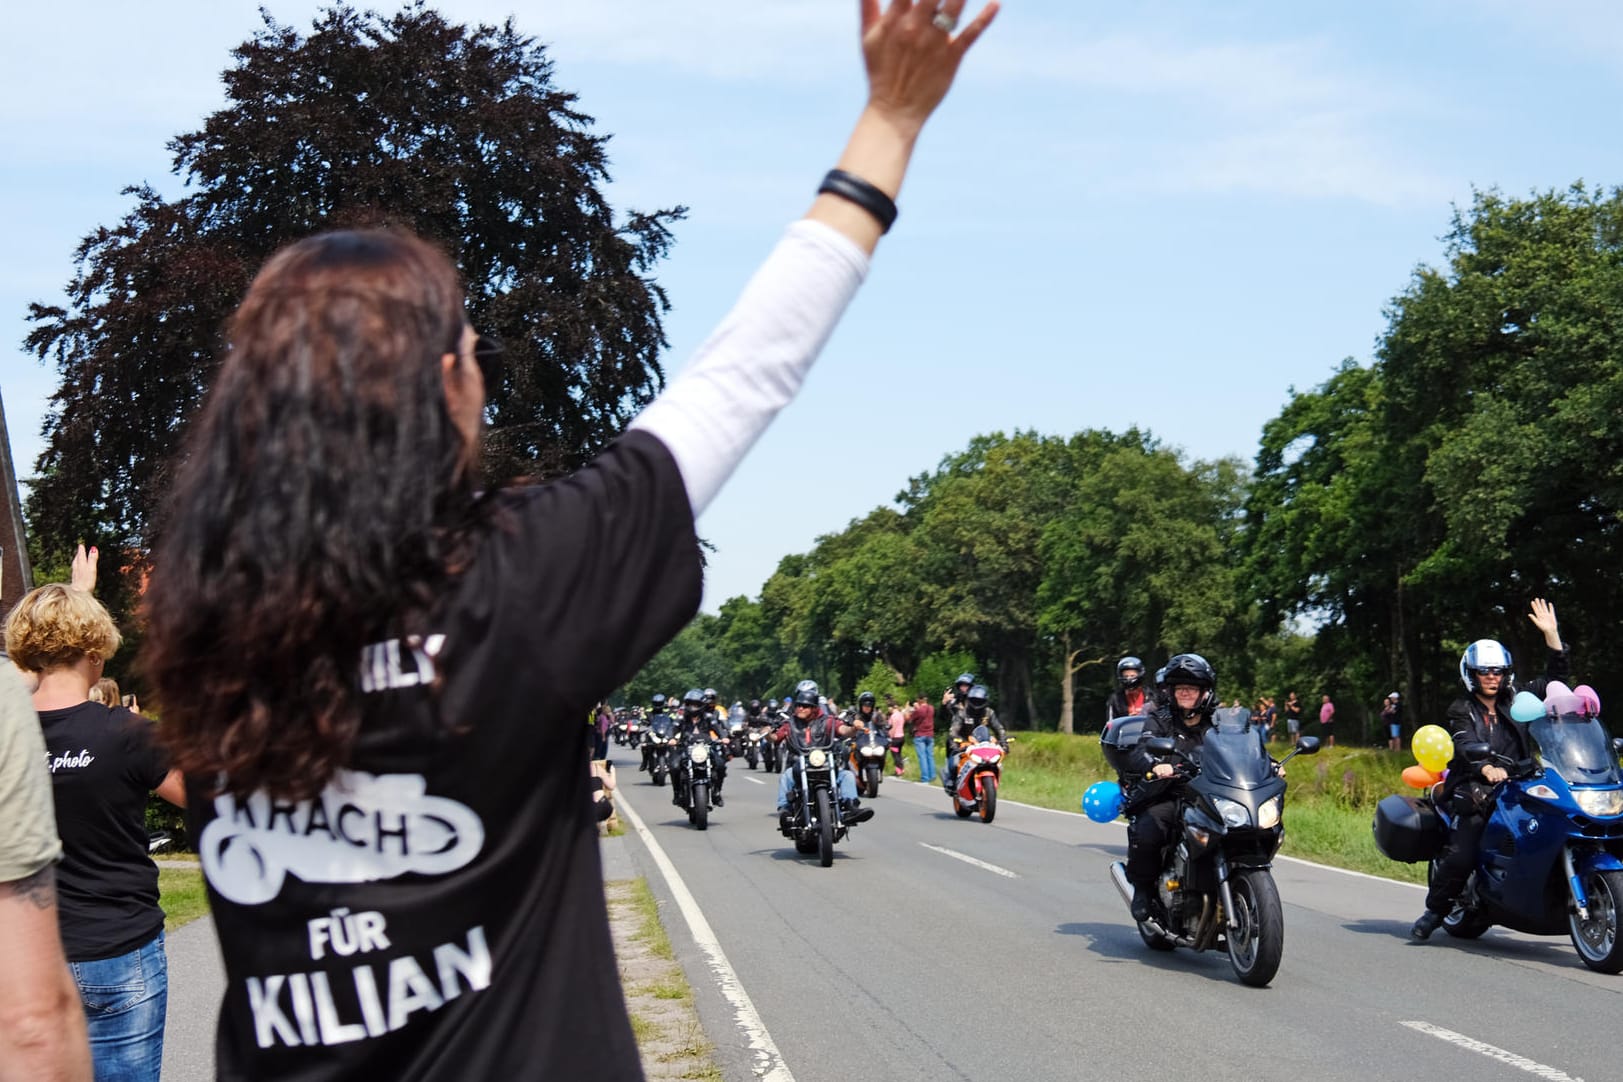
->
[199,770,486,906]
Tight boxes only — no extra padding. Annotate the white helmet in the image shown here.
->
[1460,639,1513,693]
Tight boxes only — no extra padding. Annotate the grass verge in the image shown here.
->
[158,865,211,931]
[606,877,723,1082]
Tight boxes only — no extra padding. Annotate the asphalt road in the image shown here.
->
[158,757,1622,1082]
[615,760,1622,1082]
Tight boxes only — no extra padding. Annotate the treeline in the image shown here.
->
[627,185,1623,736]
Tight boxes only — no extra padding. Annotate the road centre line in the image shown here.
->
[614,793,795,1082]
[920,842,1019,878]
[1400,1021,1584,1082]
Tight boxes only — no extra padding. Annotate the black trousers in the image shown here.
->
[1425,811,1487,914]
[1127,800,1180,885]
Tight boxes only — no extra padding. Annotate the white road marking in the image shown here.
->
[1400,1021,1584,1082]
[920,842,1019,878]
[743,775,766,785]
[614,793,795,1082]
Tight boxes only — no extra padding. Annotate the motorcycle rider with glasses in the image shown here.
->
[943,685,1006,794]
[676,688,728,808]
[1412,598,1571,940]
[773,683,874,830]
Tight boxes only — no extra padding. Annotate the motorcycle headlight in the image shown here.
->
[808,748,828,768]
[689,745,709,764]
[1573,789,1623,818]
[862,746,884,757]
[1257,796,1283,830]
[1213,797,1250,828]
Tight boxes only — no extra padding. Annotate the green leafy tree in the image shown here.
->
[24,3,683,623]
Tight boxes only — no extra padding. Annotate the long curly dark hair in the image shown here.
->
[143,229,483,801]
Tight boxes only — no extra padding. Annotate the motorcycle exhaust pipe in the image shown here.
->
[1109,861,1135,908]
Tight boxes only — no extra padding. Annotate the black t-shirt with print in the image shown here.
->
[187,430,702,1082]
[40,700,170,961]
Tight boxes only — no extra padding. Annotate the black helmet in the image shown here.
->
[1116,656,1144,689]
[702,687,718,706]
[857,691,876,709]
[966,685,990,713]
[792,683,820,709]
[683,688,705,712]
[748,698,762,712]
[650,693,667,709]
[1157,653,1216,716]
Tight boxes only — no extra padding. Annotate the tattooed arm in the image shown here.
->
[0,865,90,1082]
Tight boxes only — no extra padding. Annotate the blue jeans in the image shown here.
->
[777,766,859,810]
[914,737,936,782]
[71,930,167,1082]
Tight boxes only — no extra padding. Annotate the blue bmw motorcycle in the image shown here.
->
[1375,711,1623,972]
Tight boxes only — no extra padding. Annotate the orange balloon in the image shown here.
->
[1402,764,1441,789]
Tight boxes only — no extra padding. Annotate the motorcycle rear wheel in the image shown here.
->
[980,775,998,824]
[1226,869,1284,988]
[691,783,708,831]
[1569,868,1623,973]
[815,789,835,867]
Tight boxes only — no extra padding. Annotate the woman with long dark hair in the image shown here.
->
[143,4,996,1078]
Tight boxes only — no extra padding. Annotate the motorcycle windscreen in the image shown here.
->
[1196,728,1273,790]
[1530,713,1621,786]
[1211,706,1253,733]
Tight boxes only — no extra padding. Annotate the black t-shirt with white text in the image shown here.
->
[188,430,702,1081]
[40,701,170,961]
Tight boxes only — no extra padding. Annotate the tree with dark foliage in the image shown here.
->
[24,3,684,624]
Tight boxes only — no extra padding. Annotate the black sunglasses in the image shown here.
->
[1473,666,1508,677]
[472,332,505,390]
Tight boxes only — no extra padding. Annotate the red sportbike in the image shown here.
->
[948,725,1005,823]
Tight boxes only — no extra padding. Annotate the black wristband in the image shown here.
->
[818,169,898,233]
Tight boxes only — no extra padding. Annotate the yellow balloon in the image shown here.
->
[1412,724,1454,774]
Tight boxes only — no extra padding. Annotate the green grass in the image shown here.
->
[922,731,1431,884]
[158,866,211,930]
[621,876,675,961]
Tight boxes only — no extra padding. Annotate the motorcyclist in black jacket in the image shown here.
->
[642,693,675,772]
[676,687,728,807]
[1105,655,1159,724]
[1412,598,1569,940]
[1123,653,1218,921]
[943,685,1007,794]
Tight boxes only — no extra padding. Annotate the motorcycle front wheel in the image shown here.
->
[1226,869,1284,987]
[1569,867,1623,973]
[865,765,881,798]
[815,789,835,867]
[691,782,709,831]
[979,775,998,824]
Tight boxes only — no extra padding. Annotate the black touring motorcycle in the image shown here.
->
[1102,706,1320,987]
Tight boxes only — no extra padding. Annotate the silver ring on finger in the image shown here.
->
[932,11,958,32]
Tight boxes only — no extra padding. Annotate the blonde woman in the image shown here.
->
[6,575,184,1082]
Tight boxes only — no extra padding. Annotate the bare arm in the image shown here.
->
[0,867,91,1082]
[155,768,187,808]
[807,0,1000,255]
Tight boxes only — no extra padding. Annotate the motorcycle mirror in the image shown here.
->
[1612,737,1623,760]
[1460,740,1492,763]
[1143,735,1177,755]
[1294,736,1321,756]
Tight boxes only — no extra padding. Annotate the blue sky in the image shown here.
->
[4,1,1623,608]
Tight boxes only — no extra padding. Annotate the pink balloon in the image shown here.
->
[1548,690,1584,717]
[1574,684,1602,717]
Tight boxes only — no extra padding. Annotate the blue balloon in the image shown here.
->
[1082,780,1124,823]
[1510,690,1545,723]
